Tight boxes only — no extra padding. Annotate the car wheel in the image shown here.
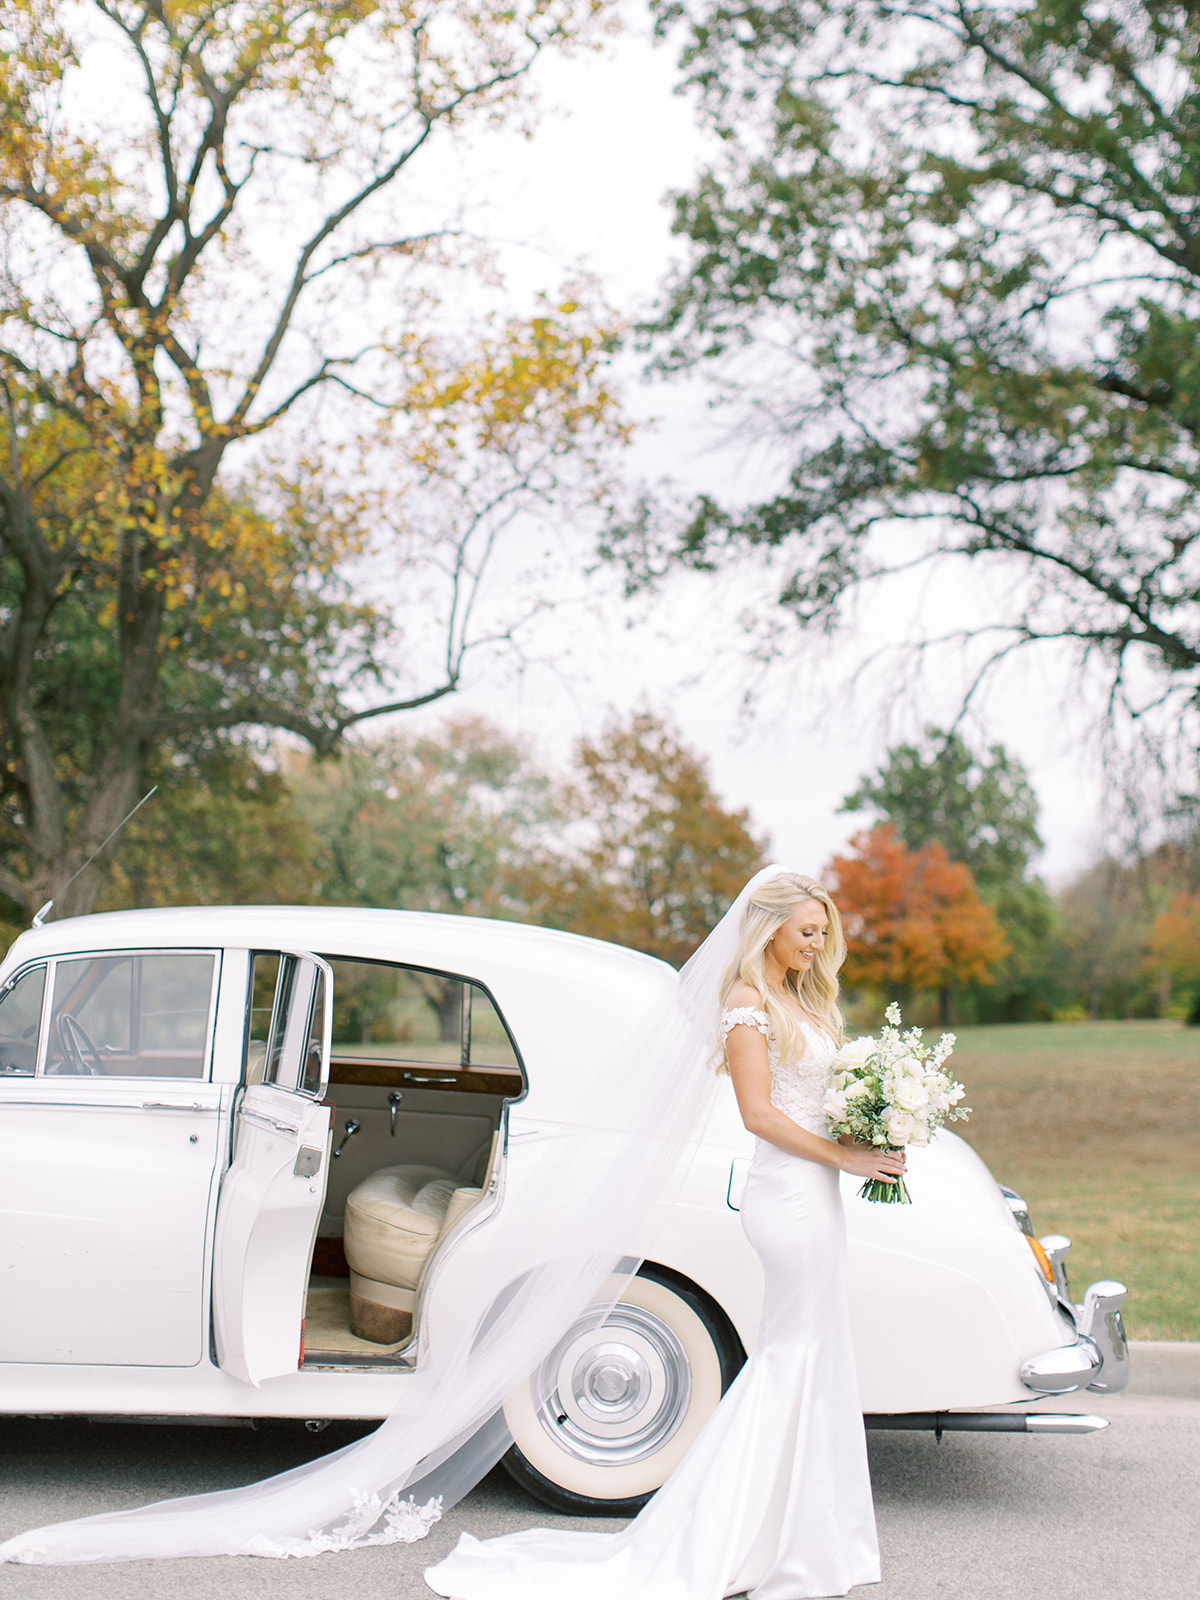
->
[500,1264,745,1516]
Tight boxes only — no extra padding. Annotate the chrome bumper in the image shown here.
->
[1021,1280,1130,1395]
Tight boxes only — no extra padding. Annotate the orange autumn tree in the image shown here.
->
[1148,890,1200,1018]
[519,713,768,967]
[827,825,1009,1024]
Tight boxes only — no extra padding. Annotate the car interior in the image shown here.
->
[280,955,525,1368]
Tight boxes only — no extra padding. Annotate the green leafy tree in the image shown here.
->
[282,715,560,917]
[100,742,325,912]
[0,0,623,921]
[620,0,1200,794]
[521,711,769,965]
[842,727,1059,1018]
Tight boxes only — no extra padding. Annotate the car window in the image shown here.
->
[44,953,216,1078]
[468,987,519,1069]
[246,951,327,1096]
[325,958,518,1069]
[0,965,46,1077]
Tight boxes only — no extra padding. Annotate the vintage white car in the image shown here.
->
[0,905,1128,1514]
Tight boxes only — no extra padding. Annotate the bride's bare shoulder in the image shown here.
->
[724,982,766,1013]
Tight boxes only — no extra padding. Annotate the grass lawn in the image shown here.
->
[948,1019,1200,1341]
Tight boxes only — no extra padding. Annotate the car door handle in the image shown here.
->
[239,1108,302,1137]
[142,1101,208,1113]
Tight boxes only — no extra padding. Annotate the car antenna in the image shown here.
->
[31,786,160,929]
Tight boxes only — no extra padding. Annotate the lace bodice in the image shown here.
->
[720,1006,837,1136]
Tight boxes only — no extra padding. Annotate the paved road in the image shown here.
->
[1,1394,1196,1600]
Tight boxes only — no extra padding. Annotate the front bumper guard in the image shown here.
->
[1020,1280,1130,1395]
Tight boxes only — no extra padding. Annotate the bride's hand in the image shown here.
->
[835,1141,907,1182]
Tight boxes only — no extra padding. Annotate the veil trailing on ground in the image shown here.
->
[0,867,790,1566]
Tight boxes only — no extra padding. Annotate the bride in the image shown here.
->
[424,870,902,1600]
[0,867,901,1591]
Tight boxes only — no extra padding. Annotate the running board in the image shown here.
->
[865,1412,1109,1436]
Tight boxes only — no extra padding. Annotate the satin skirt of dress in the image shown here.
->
[424,1140,881,1600]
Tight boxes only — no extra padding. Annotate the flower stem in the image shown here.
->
[858,1172,911,1204]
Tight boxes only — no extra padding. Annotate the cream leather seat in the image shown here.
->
[344,1139,496,1344]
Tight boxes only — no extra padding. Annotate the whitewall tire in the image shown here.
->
[500,1264,745,1516]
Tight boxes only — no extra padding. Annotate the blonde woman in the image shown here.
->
[427,869,902,1599]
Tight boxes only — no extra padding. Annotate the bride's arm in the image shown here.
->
[725,1021,906,1183]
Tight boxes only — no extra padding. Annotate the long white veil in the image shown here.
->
[0,867,787,1565]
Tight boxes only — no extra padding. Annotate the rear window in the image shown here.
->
[325,958,518,1070]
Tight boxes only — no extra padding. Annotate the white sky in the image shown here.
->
[352,16,1113,887]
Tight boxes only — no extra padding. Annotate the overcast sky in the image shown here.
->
[369,14,1110,886]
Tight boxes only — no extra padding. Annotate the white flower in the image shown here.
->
[884,1002,902,1026]
[823,1088,849,1118]
[845,1078,874,1099]
[883,1108,915,1144]
[894,1053,925,1079]
[837,1036,875,1068]
[893,1077,929,1112]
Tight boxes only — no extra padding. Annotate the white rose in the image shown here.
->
[845,1078,874,1100]
[893,1078,929,1112]
[837,1037,875,1068]
[883,1108,915,1144]
[823,1088,848,1119]
[895,1054,924,1079]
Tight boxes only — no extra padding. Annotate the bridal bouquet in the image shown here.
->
[823,1003,969,1204]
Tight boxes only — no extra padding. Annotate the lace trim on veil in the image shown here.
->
[244,1492,443,1560]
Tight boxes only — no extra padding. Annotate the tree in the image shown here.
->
[99,741,324,914]
[621,0,1200,793]
[1055,855,1162,1020]
[0,0,622,921]
[842,729,1041,891]
[281,714,560,917]
[842,726,1058,1019]
[521,711,768,965]
[1149,889,1200,1022]
[826,824,1009,1023]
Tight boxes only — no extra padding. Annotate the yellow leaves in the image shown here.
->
[396,291,629,466]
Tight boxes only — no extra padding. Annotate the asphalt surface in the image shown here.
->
[0,1387,1195,1600]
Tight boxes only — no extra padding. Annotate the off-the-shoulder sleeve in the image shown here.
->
[720,1006,770,1038]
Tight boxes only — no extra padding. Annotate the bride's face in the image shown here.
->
[769,899,828,978]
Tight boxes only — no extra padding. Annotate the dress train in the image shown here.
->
[424,1137,880,1600]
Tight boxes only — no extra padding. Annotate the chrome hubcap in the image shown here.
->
[533,1302,692,1466]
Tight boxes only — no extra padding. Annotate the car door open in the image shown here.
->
[213,953,333,1387]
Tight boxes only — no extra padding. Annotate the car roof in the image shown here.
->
[1,904,671,992]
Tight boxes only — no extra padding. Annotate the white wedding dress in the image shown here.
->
[424,1009,881,1600]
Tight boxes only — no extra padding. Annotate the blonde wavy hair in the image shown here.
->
[713,872,846,1074]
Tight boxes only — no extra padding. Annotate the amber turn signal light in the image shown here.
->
[1026,1235,1054,1282]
